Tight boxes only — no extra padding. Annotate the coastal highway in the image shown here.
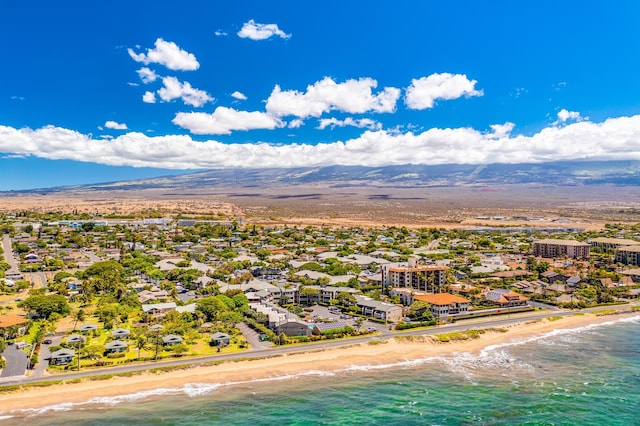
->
[2,305,635,387]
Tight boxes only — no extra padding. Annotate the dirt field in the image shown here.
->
[1,183,640,229]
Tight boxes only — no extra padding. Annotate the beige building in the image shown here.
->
[615,245,640,266]
[533,239,590,259]
[382,258,448,292]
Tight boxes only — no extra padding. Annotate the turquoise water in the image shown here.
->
[2,315,639,425]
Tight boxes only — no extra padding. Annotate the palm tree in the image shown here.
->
[71,308,86,330]
[136,335,146,359]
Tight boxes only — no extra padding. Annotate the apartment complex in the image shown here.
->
[615,245,640,266]
[532,239,590,259]
[589,237,639,251]
[382,257,449,292]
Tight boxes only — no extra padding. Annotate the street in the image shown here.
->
[2,305,633,386]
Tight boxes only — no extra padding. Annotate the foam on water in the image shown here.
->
[3,313,638,419]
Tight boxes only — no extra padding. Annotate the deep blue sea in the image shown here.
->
[2,315,639,425]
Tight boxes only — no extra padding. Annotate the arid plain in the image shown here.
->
[2,183,640,229]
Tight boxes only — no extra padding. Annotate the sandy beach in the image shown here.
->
[1,311,636,414]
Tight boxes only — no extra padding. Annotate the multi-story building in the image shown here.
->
[381,257,448,292]
[532,239,590,259]
[589,237,639,251]
[615,245,640,266]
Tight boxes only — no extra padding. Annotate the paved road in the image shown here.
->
[37,271,48,288]
[1,235,18,270]
[3,305,633,386]
[0,345,29,378]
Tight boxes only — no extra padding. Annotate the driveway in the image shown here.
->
[236,322,273,350]
[0,344,29,378]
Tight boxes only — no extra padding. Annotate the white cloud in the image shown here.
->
[104,121,128,130]
[231,91,247,100]
[157,76,213,107]
[557,109,581,123]
[266,77,401,119]
[172,107,282,135]
[405,73,483,109]
[142,91,156,103]
[288,119,304,129]
[11,95,25,101]
[128,38,199,71]
[136,67,158,84]
[4,115,640,169]
[214,30,228,37]
[488,122,515,138]
[317,117,382,130]
[237,19,291,40]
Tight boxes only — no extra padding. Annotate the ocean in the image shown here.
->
[2,315,639,425]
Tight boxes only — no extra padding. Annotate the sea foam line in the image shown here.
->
[3,313,638,418]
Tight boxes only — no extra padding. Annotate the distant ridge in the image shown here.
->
[7,161,640,193]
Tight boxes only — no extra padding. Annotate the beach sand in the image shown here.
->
[1,311,636,413]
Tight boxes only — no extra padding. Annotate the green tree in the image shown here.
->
[19,294,70,319]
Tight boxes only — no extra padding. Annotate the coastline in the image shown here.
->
[1,311,638,415]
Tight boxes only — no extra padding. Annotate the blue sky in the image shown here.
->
[2,1,640,190]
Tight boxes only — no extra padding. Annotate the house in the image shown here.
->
[142,302,178,318]
[50,348,76,365]
[112,328,131,340]
[413,293,470,319]
[79,324,98,333]
[105,340,129,353]
[276,320,311,337]
[66,334,86,344]
[0,314,30,339]
[485,289,529,307]
[540,271,568,284]
[162,334,184,345]
[210,332,230,346]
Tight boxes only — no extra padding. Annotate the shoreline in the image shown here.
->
[1,311,638,415]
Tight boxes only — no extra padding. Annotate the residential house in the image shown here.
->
[485,289,529,307]
[112,328,131,340]
[210,332,230,346]
[162,335,184,345]
[105,340,128,353]
[413,293,470,319]
[0,314,30,339]
[142,302,178,318]
[50,348,75,365]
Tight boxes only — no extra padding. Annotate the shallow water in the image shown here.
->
[2,315,639,425]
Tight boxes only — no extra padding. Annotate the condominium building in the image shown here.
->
[381,257,449,292]
[532,239,590,260]
[615,245,640,266]
[589,237,639,251]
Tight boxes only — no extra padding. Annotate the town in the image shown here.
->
[1,211,640,377]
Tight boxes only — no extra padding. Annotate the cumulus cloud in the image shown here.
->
[231,91,247,100]
[172,107,282,135]
[318,117,382,130]
[288,119,304,129]
[488,122,515,138]
[237,19,291,40]
[405,73,483,109]
[3,115,640,169]
[266,77,401,118]
[136,67,158,84]
[128,38,199,71]
[104,121,128,130]
[557,109,582,123]
[142,91,156,103]
[157,76,213,107]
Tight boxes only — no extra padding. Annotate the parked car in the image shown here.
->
[43,338,53,344]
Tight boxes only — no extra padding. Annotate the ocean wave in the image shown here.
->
[4,313,638,418]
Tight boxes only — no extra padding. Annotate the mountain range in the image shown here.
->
[7,161,640,193]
